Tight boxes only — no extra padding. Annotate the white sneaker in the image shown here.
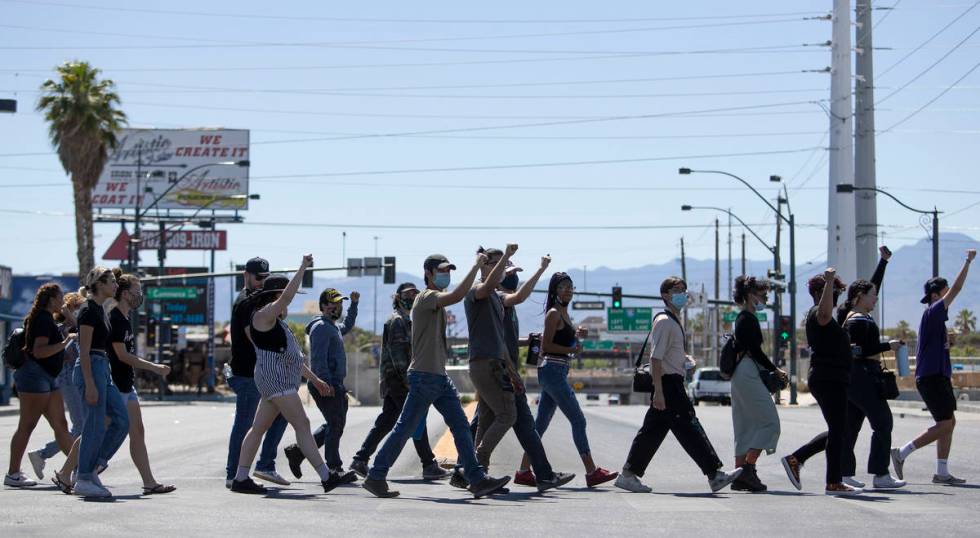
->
[225,479,233,489]
[28,450,46,480]
[253,470,291,486]
[614,473,652,493]
[842,476,866,489]
[4,472,37,488]
[709,468,744,493]
[73,479,112,498]
[890,448,905,480]
[872,474,906,490]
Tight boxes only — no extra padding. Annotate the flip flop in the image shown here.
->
[51,471,73,495]
[143,484,177,495]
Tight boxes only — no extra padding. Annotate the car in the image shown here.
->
[687,367,731,406]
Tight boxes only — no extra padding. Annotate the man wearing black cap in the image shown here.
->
[363,252,511,499]
[349,282,449,480]
[892,249,976,485]
[224,257,290,488]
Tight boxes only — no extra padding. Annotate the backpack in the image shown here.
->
[2,327,27,370]
[719,334,740,380]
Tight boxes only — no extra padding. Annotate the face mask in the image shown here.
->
[501,273,519,291]
[328,306,342,321]
[754,295,766,311]
[399,298,414,311]
[670,292,689,309]
[434,272,451,290]
[129,291,144,309]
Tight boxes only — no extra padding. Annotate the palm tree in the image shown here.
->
[955,309,976,335]
[36,61,126,277]
[893,320,915,341]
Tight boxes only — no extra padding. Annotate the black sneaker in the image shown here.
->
[230,478,267,495]
[537,471,576,493]
[284,445,304,479]
[350,459,369,478]
[335,469,358,485]
[731,464,767,493]
[449,468,469,489]
[469,476,511,499]
[322,473,343,493]
[363,477,399,498]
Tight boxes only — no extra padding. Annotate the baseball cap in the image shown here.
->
[245,257,270,278]
[396,282,420,295]
[921,277,948,304]
[423,254,457,272]
[253,274,306,297]
[505,260,524,274]
[319,288,349,305]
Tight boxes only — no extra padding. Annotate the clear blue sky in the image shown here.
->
[0,0,978,280]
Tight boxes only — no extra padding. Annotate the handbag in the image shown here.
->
[875,367,900,400]
[632,311,687,394]
[758,366,788,394]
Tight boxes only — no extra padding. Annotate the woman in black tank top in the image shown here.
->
[517,272,619,488]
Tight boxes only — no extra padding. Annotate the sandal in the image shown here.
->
[52,471,73,495]
[143,483,177,495]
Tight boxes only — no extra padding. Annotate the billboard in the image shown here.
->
[9,275,81,320]
[93,128,250,211]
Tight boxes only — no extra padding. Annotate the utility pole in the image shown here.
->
[741,233,746,277]
[828,0,858,283]
[773,198,784,380]
[680,237,688,326]
[714,218,720,366]
[727,210,733,295]
[583,265,588,292]
[855,0,880,309]
[206,218,216,393]
[373,236,379,336]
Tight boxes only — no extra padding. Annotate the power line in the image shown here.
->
[877,0,980,78]
[876,25,980,105]
[0,1,825,24]
[880,56,980,133]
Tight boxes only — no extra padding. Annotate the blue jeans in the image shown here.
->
[369,371,486,485]
[226,375,288,479]
[74,353,130,481]
[38,362,85,459]
[535,360,591,456]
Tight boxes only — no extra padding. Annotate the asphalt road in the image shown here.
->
[1,398,979,537]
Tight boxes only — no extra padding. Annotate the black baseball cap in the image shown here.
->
[396,282,420,294]
[921,277,948,304]
[423,254,456,272]
[245,257,270,278]
[254,274,306,297]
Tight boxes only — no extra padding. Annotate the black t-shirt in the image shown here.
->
[107,307,136,393]
[77,299,110,353]
[805,305,852,384]
[28,309,65,377]
[734,310,776,371]
[230,288,259,377]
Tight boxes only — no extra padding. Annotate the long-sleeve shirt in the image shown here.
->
[734,310,777,371]
[380,310,412,393]
[306,302,358,388]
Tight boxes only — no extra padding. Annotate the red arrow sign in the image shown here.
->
[102,229,132,260]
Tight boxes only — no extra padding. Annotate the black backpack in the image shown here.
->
[719,334,740,380]
[2,327,27,370]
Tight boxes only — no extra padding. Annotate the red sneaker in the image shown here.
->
[586,468,619,488]
[514,470,537,487]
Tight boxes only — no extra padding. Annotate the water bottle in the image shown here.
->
[896,344,910,377]
[223,362,233,381]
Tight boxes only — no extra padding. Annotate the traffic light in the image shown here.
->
[146,316,157,348]
[778,315,792,349]
[612,286,623,309]
[383,256,396,284]
[235,265,246,291]
[301,268,314,288]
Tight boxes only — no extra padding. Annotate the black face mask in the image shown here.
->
[399,298,414,311]
[501,273,519,291]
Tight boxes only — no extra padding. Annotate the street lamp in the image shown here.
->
[680,167,800,405]
[837,183,941,277]
[681,205,776,254]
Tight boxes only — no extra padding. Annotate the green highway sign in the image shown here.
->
[607,307,654,332]
[723,311,768,323]
[582,340,617,351]
[147,287,199,300]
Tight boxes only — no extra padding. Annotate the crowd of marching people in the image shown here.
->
[2,244,975,500]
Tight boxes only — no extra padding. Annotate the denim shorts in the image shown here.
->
[14,358,60,394]
[120,389,139,403]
